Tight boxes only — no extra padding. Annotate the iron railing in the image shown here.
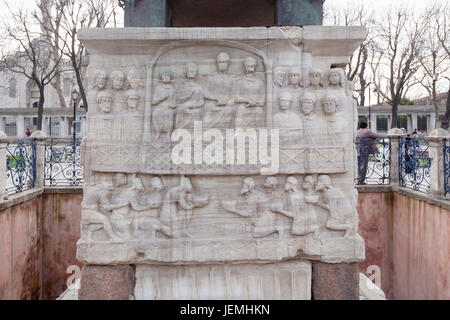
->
[444,139,450,197]
[355,137,391,185]
[5,139,36,195]
[44,138,84,187]
[399,137,431,193]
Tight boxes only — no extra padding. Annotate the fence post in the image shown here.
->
[426,128,450,200]
[387,128,405,187]
[31,130,47,189]
[0,131,8,201]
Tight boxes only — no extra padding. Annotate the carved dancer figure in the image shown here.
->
[273,91,302,145]
[203,52,237,129]
[133,176,168,239]
[111,70,126,90]
[264,176,289,238]
[315,175,354,237]
[81,177,121,242]
[152,67,176,139]
[222,177,277,238]
[321,95,344,146]
[272,176,318,236]
[235,57,265,128]
[93,69,108,90]
[175,63,205,130]
[102,174,156,241]
[159,176,209,238]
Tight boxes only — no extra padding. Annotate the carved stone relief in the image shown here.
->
[78,26,367,266]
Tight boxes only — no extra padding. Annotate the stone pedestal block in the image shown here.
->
[135,260,311,300]
[79,265,136,300]
[312,261,359,300]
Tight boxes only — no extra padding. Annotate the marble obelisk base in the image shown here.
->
[78,261,359,300]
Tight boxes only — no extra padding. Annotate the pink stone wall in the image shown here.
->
[391,193,449,300]
[0,192,82,300]
[358,191,450,300]
[0,197,42,300]
[357,191,393,298]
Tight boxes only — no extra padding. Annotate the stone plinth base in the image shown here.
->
[312,262,359,300]
[134,260,311,300]
[79,265,136,300]
[77,261,361,300]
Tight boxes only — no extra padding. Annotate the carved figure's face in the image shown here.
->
[315,176,330,191]
[310,72,321,86]
[217,57,229,73]
[161,71,171,83]
[113,174,127,187]
[241,178,255,195]
[329,71,340,85]
[99,97,112,113]
[186,65,198,79]
[244,60,256,74]
[302,98,314,115]
[96,73,107,89]
[303,177,314,190]
[285,178,297,191]
[134,177,145,191]
[289,72,300,86]
[279,95,292,111]
[127,95,139,110]
[275,71,285,85]
[323,100,337,115]
[112,75,125,90]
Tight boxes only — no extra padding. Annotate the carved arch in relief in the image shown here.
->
[142,40,274,142]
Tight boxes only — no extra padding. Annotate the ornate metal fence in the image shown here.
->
[355,137,391,185]
[44,138,84,187]
[399,137,431,193]
[444,139,450,197]
[6,139,36,195]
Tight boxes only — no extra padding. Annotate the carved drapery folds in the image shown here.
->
[77,27,367,265]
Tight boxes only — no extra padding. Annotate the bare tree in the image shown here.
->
[416,5,449,128]
[369,7,428,128]
[44,0,122,112]
[1,3,62,131]
[324,3,374,106]
[433,4,450,129]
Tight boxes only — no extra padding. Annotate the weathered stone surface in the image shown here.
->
[79,265,136,300]
[76,26,366,299]
[135,260,311,300]
[312,261,359,300]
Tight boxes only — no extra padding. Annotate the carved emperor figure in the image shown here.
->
[175,63,205,130]
[203,52,236,129]
[111,70,126,90]
[235,57,265,128]
[159,176,209,238]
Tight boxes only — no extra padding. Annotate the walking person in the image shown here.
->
[356,122,380,185]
